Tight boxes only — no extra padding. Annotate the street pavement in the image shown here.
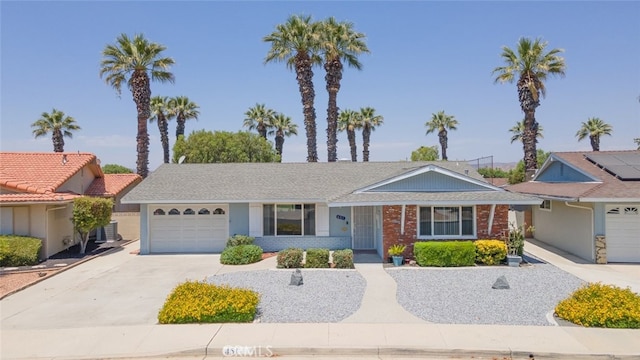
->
[1,240,639,359]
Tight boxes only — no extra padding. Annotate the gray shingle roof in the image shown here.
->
[122,161,539,205]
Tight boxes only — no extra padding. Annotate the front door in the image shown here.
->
[353,206,375,249]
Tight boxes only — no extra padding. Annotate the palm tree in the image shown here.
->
[264,15,322,162]
[493,37,565,179]
[319,17,369,162]
[359,107,383,162]
[635,138,640,150]
[576,117,613,151]
[268,113,298,161]
[509,120,544,144]
[100,33,174,178]
[425,111,458,161]
[170,96,199,140]
[338,109,361,162]
[149,96,174,164]
[31,109,81,152]
[243,103,276,139]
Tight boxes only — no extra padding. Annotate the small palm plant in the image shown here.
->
[388,243,407,256]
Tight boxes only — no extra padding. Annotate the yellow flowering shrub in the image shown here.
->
[158,281,260,324]
[474,240,507,265]
[555,283,640,328]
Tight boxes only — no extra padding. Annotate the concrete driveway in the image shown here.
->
[1,241,222,330]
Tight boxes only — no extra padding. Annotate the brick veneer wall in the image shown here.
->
[381,204,509,258]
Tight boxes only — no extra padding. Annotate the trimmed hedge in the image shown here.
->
[158,281,259,324]
[277,248,303,268]
[226,235,255,247]
[332,249,354,269]
[474,239,507,265]
[414,241,475,267]
[555,283,640,329]
[304,248,330,268]
[220,245,263,265]
[0,235,42,267]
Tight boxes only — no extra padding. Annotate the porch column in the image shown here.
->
[487,204,496,236]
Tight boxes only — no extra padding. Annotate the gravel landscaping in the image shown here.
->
[386,263,585,326]
[207,269,366,323]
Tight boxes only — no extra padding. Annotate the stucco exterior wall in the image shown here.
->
[111,212,140,241]
[533,200,593,261]
[58,166,95,194]
[45,205,74,258]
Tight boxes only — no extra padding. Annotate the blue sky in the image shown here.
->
[1,1,639,171]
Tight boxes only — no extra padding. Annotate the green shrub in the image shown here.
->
[304,248,330,268]
[220,245,263,265]
[226,234,255,247]
[555,283,640,329]
[414,241,475,267]
[277,248,303,268]
[158,281,259,324]
[332,249,354,269]
[0,235,42,267]
[474,239,507,265]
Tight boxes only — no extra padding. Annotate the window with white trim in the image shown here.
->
[418,206,474,238]
[540,200,551,211]
[263,204,316,236]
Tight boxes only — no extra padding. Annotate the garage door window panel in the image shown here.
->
[198,208,210,215]
[168,209,180,215]
[154,209,165,215]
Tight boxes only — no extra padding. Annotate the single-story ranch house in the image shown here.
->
[122,162,540,257]
[508,150,640,263]
[0,152,141,259]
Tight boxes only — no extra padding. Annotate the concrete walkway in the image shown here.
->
[2,240,640,359]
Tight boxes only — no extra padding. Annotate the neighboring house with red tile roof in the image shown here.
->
[0,152,141,259]
[507,150,640,264]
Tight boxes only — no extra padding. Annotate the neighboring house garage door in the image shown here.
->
[606,205,640,263]
[149,205,228,253]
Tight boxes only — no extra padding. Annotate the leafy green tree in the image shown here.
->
[576,117,613,151]
[359,107,383,162]
[509,120,544,144]
[102,164,133,174]
[477,167,509,178]
[508,149,550,184]
[72,197,113,254]
[264,15,322,162]
[100,33,175,178]
[410,146,439,161]
[425,111,458,161]
[243,103,276,139]
[171,96,199,140]
[268,113,298,160]
[31,109,81,152]
[319,17,369,162]
[493,37,565,179]
[173,130,278,163]
[338,109,361,162]
[150,96,174,164]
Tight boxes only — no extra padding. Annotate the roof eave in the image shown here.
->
[328,199,543,207]
[579,197,640,203]
[121,198,328,205]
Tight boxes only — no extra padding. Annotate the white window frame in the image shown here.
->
[540,200,552,212]
[263,203,316,237]
[417,205,476,239]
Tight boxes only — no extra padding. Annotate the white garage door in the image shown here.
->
[149,205,228,253]
[606,205,640,263]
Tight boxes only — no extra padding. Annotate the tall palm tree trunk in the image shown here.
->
[176,114,185,140]
[362,125,371,162]
[325,60,342,162]
[347,128,357,162]
[517,77,540,180]
[131,70,151,178]
[257,123,267,139]
[52,130,65,152]
[275,131,284,161]
[590,136,600,151]
[295,53,318,162]
[157,114,170,164]
[439,130,448,161]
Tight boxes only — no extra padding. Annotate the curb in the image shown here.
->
[0,239,138,300]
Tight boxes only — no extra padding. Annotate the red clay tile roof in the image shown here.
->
[1,152,102,194]
[0,193,80,203]
[85,174,142,197]
[507,150,640,200]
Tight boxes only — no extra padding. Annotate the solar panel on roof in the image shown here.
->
[585,153,640,180]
